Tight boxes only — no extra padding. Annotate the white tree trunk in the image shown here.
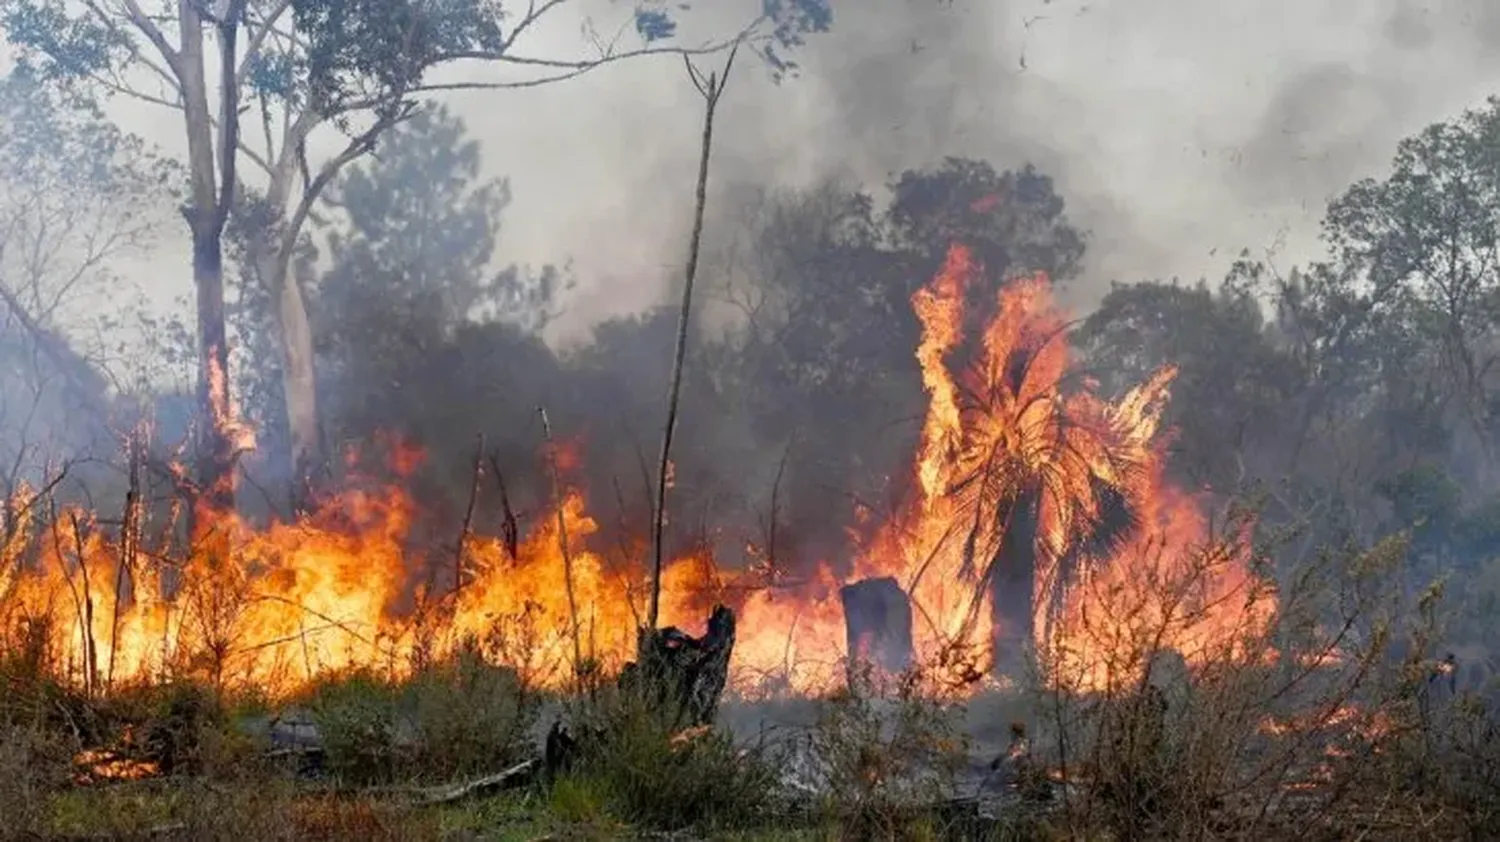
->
[275,252,321,509]
[258,154,322,510]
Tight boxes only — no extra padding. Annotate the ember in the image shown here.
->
[71,749,160,784]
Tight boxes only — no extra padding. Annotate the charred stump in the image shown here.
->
[542,720,580,783]
[620,604,736,729]
[841,576,915,691]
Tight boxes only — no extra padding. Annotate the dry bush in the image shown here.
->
[1015,511,1500,841]
[1307,582,1500,840]
[796,663,970,839]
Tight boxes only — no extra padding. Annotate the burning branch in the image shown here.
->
[487,452,519,560]
[108,430,144,689]
[455,433,484,595]
[539,407,584,682]
[647,40,740,634]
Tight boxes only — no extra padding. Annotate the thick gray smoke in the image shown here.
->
[65,0,1500,341]
[9,0,1500,535]
[439,0,1500,340]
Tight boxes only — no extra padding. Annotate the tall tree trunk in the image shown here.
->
[192,228,234,514]
[255,242,321,514]
[992,487,1041,680]
[647,47,738,634]
[176,0,237,522]
[258,136,324,515]
[278,266,321,513]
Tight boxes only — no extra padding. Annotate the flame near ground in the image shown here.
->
[0,245,1275,700]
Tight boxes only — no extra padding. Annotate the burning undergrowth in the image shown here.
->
[1,245,1496,840]
[0,243,1274,701]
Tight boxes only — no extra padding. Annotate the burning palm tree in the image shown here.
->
[906,245,1170,681]
[950,333,1148,678]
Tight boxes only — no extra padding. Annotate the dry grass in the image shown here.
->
[3,502,1499,841]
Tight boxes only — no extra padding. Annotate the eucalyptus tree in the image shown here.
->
[0,0,832,509]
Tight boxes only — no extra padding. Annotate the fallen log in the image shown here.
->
[840,577,914,691]
[620,604,736,729]
[46,822,189,841]
[406,759,537,806]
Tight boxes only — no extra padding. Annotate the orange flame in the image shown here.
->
[2,244,1274,700]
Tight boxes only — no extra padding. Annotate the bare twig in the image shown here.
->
[766,434,794,576]
[487,453,519,560]
[455,433,484,595]
[648,40,740,633]
[539,407,583,679]
[108,432,144,689]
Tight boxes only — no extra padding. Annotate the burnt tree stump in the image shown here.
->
[841,576,915,690]
[620,604,736,729]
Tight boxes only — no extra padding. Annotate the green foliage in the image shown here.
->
[36,780,440,841]
[1078,278,1302,489]
[0,722,74,839]
[311,102,568,453]
[0,1,126,90]
[2,0,834,121]
[553,690,780,832]
[317,102,561,335]
[292,0,504,117]
[546,775,619,830]
[1377,465,1462,549]
[758,0,835,77]
[306,649,532,785]
[887,159,1086,283]
[133,680,230,776]
[1295,98,1500,487]
[300,99,568,508]
[307,671,398,783]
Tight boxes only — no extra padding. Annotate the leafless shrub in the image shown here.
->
[800,662,970,838]
[1008,505,1500,841]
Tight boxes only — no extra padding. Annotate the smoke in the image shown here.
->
[9,0,1500,524]
[17,0,1487,344]
[291,0,1500,560]
[431,0,1500,340]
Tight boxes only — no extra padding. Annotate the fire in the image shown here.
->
[71,748,160,784]
[0,244,1274,700]
[207,348,256,461]
[730,245,1275,693]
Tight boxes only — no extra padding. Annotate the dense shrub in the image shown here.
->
[307,644,532,785]
[551,688,781,832]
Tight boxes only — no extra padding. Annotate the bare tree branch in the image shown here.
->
[234,0,294,90]
[647,39,740,633]
[117,0,183,74]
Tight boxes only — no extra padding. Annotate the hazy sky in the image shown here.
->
[34,0,1500,344]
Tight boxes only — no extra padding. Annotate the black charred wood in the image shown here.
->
[543,720,579,782]
[621,604,736,728]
